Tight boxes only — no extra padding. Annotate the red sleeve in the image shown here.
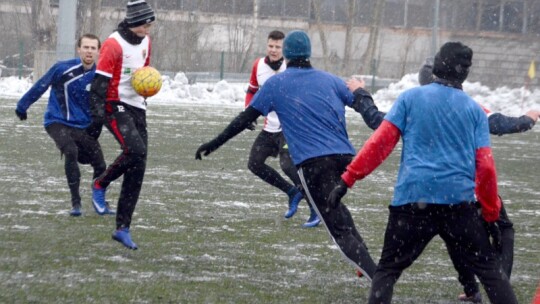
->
[245,58,260,108]
[145,36,152,66]
[475,147,501,222]
[341,120,401,187]
[96,38,122,77]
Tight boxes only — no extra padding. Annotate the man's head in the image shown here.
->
[125,0,155,37]
[432,42,473,83]
[283,30,311,61]
[77,34,100,67]
[266,30,284,62]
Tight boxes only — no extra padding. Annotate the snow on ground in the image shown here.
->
[1,72,539,115]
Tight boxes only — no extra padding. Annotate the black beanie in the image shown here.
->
[432,42,473,83]
[125,0,155,28]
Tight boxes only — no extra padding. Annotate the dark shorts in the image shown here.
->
[45,123,101,165]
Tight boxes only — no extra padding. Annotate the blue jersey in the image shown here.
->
[250,67,356,165]
[385,83,491,206]
[16,58,95,129]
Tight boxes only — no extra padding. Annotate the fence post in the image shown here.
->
[220,51,225,80]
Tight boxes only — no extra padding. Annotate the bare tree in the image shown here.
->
[239,0,259,72]
[399,31,418,78]
[28,0,55,50]
[475,0,486,31]
[311,0,330,70]
[360,0,385,75]
[342,0,357,76]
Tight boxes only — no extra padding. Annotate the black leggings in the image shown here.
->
[298,155,377,279]
[46,123,106,207]
[97,102,147,229]
[448,200,514,296]
[369,203,516,304]
[247,130,301,193]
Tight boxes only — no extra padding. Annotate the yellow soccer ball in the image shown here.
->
[131,66,162,98]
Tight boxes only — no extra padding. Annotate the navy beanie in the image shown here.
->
[283,30,311,60]
[432,42,473,83]
[125,0,155,28]
[418,57,435,86]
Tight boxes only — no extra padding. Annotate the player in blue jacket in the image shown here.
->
[15,34,113,217]
[196,30,378,280]
[346,54,537,303]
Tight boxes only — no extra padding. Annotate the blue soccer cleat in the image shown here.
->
[112,227,138,250]
[69,205,82,217]
[284,188,303,219]
[302,207,321,228]
[92,180,113,215]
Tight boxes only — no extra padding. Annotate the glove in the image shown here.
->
[484,221,502,252]
[327,179,348,209]
[246,120,257,131]
[15,109,27,121]
[195,139,220,160]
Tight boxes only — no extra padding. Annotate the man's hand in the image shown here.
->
[246,120,257,131]
[525,109,540,122]
[346,77,365,93]
[327,179,348,209]
[15,109,27,121]
[195,140,220,160]
[484,221,502,252]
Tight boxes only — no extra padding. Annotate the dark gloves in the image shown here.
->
[15,109,27,120]
[327,179,348,209]
[484,221,502,252]
[246,120,257,131]
[195,139,221,160]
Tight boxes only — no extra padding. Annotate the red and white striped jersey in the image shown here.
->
[245,57,286,133]
[96,31,151,110]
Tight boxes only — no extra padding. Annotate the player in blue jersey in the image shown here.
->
[15,34,112,217]
[196,30,378,279]
[347,56,539,304]
[330,42,517,304]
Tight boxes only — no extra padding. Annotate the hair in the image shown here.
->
[78,34,101,49]
[268,30,285,41]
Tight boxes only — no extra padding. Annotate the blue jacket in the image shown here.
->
[250,67,356,165]
[17,58,95,129]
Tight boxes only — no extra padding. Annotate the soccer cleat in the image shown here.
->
[302,209,321,228]
[458,292,483,303]
[104,201,116,215]
[112,227,138,250]
[356,270,364,278]
[69,205,82,217]
[92,180,109,215]
[284,188,303,218]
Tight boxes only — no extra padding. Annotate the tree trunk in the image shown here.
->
[342,0,356,75]
[311,0,329,70]
[360,0,385,75]
[240,0,259,72]
[475,0,485,31]
[89,0,103,36]
[31,0,54,50]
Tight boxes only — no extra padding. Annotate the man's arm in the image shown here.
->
[87,74,111,139]
[488,110,539,135]
[195,106,262,159]
[346,78,386,130]
[15,64,58,119]
[475,147,501,222]
[244,59,260,108]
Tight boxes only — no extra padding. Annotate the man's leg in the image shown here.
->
[298,155,376,279]
[497,201,514,278]
[45,124,81,212]
[440,204,517,304]
[368,204,437,304]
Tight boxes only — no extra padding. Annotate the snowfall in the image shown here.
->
[1,72,539,115]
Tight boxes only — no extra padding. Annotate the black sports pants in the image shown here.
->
[46,123,106,207]
[368,203,517,304]
[298,155,377,279]
[97,102,147,229]
[449,201,514,296]
[247,130,301,193]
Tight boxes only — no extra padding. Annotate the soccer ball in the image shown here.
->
[131,66,162,98]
